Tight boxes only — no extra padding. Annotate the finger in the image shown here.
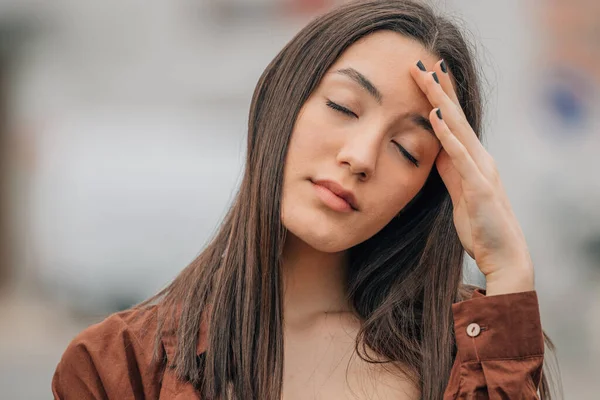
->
[435,148,463,206]
[430,107,488,191]
[433,59,461,111]
[411,60,488,169]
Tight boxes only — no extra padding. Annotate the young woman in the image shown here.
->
[52,1,560,398]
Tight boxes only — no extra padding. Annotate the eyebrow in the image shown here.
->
[335,68,383,104]
[409,113,437,140]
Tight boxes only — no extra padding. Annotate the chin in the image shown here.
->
[306,235,353,253]
[292,230,354,253]
[282,211,359,253]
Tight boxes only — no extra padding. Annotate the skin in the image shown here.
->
[279,30,535,400]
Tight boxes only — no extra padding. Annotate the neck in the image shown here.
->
[281,232,352,327]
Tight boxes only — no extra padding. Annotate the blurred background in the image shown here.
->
[0,0,598,398]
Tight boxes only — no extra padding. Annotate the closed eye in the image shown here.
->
[393,142,420,167]
[326,100,358,118]
[326,99,419,167]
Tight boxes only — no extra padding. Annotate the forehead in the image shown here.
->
[326,30,438,112]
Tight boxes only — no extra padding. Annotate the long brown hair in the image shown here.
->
[142,1,561,398]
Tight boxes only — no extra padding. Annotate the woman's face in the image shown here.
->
[281,31,442,252]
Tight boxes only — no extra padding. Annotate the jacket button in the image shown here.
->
[466,323,481,337]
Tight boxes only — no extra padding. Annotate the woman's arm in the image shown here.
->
[444,289,544,399]
[410,60,547,398]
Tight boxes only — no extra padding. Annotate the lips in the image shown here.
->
[311,179,359,211]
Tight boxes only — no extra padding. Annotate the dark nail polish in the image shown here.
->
[416,60,426,71]
[440,60,447,73]
[432,72,439,84]
[436,108,443,120]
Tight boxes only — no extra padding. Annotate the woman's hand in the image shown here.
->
[410,59,534,296]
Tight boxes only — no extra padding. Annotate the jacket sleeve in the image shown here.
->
[443,289,545,399]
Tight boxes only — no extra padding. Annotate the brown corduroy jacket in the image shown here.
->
[52,289,544,399]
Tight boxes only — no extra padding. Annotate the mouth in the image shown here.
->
[310,179,359,213]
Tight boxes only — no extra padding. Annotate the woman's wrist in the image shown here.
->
[484,265,535,297]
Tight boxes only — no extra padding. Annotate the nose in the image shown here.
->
[336,130,380,180]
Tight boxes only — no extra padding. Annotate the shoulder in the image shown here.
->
[52,305,167,399]
[60,305,160,365]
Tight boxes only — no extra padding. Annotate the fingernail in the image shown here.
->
[436,108,443,120]
[416,60,426,71]
[432,72,439,84]
[440,60,447,73]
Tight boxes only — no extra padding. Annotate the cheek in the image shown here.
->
[289,105,332,157]
[364,169,430,222]
[283,102,338,184]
